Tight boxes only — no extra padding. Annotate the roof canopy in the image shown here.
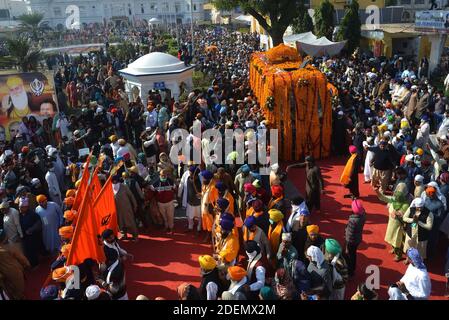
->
[119,52,194,76]
[284,32,346,57]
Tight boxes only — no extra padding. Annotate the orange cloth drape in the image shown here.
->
[93,174,119,236]
[72,158,91,212]
[340,153,357,186]
[268,221,283,255]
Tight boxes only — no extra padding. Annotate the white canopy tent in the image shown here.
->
[284,32,347,57]
[234,15,252,25]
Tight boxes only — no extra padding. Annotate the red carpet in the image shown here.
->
[24,157,448,300]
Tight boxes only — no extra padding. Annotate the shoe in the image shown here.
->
[394,256,403,262]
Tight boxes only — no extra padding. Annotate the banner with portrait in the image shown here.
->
[0,72,58,141]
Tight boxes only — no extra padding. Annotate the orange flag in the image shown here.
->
[73,157,91,211]
[66,185,105,266]
[90,167,103,201]
[93,174,119,236]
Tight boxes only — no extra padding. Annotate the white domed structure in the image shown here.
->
[119,52,194,103]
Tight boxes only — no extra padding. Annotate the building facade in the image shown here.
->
[28,0,206,29]
[0,0,30,27]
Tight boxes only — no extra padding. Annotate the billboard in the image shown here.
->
[0,72,58,141]
[415,10,449,32]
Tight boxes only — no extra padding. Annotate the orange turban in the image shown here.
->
[227,266,247,281]
[64,197,75,206]
[52,267,72,282]
[36,195,47,203]
[60,244,72,257]
[59,226,74,240]
[426,186,436,196]
[66,189,76,198]
[64,210,77,222]
[306,224,320,235]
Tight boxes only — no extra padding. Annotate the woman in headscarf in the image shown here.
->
[403,197,434,261]
[395,248,431,300]
[340,145,360,198]
[306,245,332,299]
[376,183,410,261]
[157,152,175,180]
[272,268,298,300]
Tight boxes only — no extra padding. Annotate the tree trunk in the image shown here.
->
[269,28,285,47]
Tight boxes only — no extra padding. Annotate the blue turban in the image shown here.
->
[220,214,235,231]
[40,285,59,300]
[244,216,256,228]
[217,197,230,210]
[215,181,226,192]
[421,114,429,122]
[220,106,227,115]
[189,165,197,173]
[251,172,262,181]
[246,195,257,205]
[201,170,214,180]
[241,164,250,174]
[407,248,426,270]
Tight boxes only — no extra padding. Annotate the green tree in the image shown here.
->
[213,0,303,46]
[336,0,362,53]
[314,0,335,39]
[292,6,314,34]
[4,38,42,72]
[17,12,45,41]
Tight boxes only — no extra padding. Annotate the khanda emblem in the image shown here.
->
[30,78,44,96]
[101,214,112,226]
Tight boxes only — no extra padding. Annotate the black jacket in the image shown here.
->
[345,213,366,246]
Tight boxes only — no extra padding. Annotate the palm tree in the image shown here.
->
[4,38,42,72]
[17,12,45,41]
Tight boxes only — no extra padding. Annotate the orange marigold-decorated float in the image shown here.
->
[249,44,337,161]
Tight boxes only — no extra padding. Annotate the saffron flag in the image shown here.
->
[90,167,103,201]
[72,156,91,211]
[93,174,119,236]
[66,184,105,266]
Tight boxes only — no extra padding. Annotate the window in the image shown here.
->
[141,4,145,13]
[414,0,424,4]
[128,3,132,15]
[194,4,197,11]
[0,9,10,20]
[53,7,62,17]
[400,0,411,4]
[175,3,180,13]
[78,6,85,14]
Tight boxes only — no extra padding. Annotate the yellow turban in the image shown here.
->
[64,210,77,222]
[269,209,284,223]
[66,189,76,198]
[227,266,247,281]
[75,179,82,188]
[36,195,47,203]
[60,244,72,257]
[378,124,387,132]
[59,226,74,240]
[416,148,424,156]
[109,135,117,142]
[129,166,138,174]
[64,197,75,207]
[118,139,126,146]
[198,255,217,271]
[52,267,71,282]
[306,224,320,235]
[6,76,23,89]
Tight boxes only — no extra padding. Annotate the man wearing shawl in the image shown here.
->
[178,165,201,233]
[286,156,324,213]
[35,195,63,255]
[376,183,410,261]
[272,268,298,300]
[340,145,360,198]
[268,185,291,220]
[421,183,445,260]
[234,164,253,215]
[324,239,348,300]
[226,266,248,298]
[365,139,396,193]
[215,213,239,266]
[306,245,333,299]
[277,233,298,274]
[344,199,366,276]
[395,248,431,299]
[214,181,235,216]
[267,209,284,266]
[403,197,434,260]
[247,199,269,234]
[198,254,223,300]
[304,224,325,260]
[243,216,272,260]
[201,170,218,243]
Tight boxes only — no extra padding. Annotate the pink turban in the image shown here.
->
[349,145,357,154]
[351,199,365,215]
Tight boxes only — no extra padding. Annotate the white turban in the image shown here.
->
[85,285,101,300]
[306,245,325,268]
[410,198,424,208]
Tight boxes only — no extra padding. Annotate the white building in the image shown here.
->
[0,0,30,28]
[28,0,206,29]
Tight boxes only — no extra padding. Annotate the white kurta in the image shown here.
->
[364,149,374,182]
[45,170,62,205]
[400,264,431,300]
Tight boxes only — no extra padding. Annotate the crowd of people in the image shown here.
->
[0,24,448,301]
